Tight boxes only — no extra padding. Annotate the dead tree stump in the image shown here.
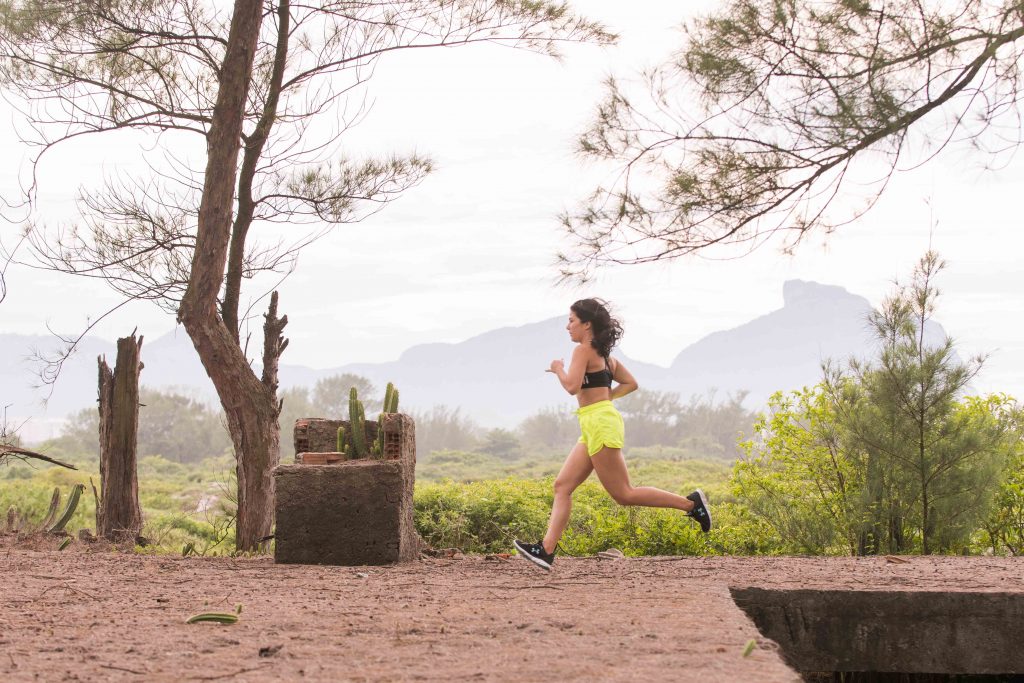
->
[274,413,417,565]
[96,333,144,541]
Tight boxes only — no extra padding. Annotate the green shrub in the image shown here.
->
[3,465,35,480]
[0,477,95,532]
[981,441,1024,555]
[414,478,552,553]
[138,455,188,479]
[414,475,751,557]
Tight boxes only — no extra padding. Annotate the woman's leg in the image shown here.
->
[541,442,593,553]
[590,447,696,511]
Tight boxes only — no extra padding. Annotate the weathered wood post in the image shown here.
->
[96,332,144,541]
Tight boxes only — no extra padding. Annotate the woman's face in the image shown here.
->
[566,310,591,343]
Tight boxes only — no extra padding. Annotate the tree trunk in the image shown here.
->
[888,498,906,554]
[179,297,285,551]
[176,0,276,552]
[858,448,883,556]
[222,292,286,551]
[96,333,144,541]
[921,481,932,555]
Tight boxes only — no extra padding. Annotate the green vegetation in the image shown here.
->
[733,253,1024,556]
[414,458,766,557]
[1,454,239,555]
[983,443,1024,555]
[383,382,399,415]
[0,450,736,556]
[4,253,1021,558]
[3,427,1020,557]
[46,482,84,533]
[348,387,369,459]
[372,381,400,457]
[52,387,231,464]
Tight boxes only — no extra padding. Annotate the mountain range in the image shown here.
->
[2,280,947,441]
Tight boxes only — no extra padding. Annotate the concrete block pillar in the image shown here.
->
[274,413,417,565]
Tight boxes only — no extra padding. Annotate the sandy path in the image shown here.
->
[2,547,1021,682]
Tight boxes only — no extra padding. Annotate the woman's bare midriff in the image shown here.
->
[577,386,612,408]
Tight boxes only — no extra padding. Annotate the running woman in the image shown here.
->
[514,299,711,571]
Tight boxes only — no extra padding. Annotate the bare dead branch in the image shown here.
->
[0,444,78,470]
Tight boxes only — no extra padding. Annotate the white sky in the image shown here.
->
[2,0,1023,400]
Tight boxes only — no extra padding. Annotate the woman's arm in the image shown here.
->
[609,357,638,400]
[548,345,589,395]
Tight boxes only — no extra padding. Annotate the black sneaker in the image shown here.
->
[686,489,712,533]
[513,539,555,571]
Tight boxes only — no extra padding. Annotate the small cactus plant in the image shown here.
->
[330,383,400,459]
[349,387,368,458]
[372,413,385,459]
[372,381,401,458]
[40,487,60,530]
[383,382,399,415]
[48,483,84,534]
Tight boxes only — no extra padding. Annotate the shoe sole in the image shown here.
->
[694,488,712,532]
[513,540,552,571]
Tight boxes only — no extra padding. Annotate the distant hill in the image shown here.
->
[1,280,951,439]
[656,280,888,400]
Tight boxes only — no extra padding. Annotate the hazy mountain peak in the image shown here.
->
[782,279,869,308]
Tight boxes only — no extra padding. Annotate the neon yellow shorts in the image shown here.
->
[576,400,625,456]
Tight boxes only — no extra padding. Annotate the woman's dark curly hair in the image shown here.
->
[571,298,623,359]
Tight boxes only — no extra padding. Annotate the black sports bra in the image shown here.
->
[582,360,613,389]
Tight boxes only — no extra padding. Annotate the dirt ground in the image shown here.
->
[1,537,1021,682]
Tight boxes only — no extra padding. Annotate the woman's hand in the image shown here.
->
[551,347,587,395]
[609,357,639,399]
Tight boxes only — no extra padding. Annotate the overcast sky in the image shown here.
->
[2,0,1023,404]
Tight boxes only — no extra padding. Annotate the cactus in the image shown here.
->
[381,382,399,414]
[370,382,400,458]
[40,487,60,530]
[372,414,386,459]
[349,387,368,458]
[48,483,84,533]
[336,425,347,454]
[355,402,368,457]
